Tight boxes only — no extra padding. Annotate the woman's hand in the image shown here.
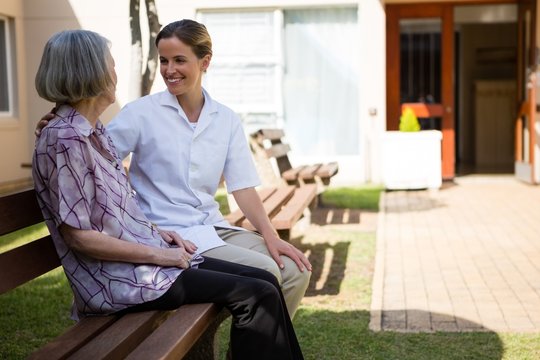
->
[158,228,198,254]
[158,247,195,269]
[35,109,56,137]
[263,233,312,272]
[232,187,312,272]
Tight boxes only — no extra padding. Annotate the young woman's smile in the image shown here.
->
[158,37,209,97]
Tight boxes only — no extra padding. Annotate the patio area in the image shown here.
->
[370,175,540,332]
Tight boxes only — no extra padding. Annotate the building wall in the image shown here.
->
[0,0,29,186]
[533,0,540,183]
[0,0,384,187]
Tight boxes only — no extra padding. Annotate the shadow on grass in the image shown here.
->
[310,207,362,225]
[294,309,503,360]
[299,240,350,297]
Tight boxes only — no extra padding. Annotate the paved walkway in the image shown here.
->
[370,175,540,333]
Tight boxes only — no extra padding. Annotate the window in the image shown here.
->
[199,11,283,132]
[0,15,14,116]
[199,8,359,157]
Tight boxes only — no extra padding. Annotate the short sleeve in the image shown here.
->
[34,127,97,230]
[223,115,261,193]
[106,105,140,160]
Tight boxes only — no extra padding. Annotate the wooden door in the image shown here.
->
[386,4,455,179]
[515,0,537,183]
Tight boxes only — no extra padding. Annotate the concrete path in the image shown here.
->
[370,175,540,332]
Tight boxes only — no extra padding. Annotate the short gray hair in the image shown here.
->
[35,30,114,104]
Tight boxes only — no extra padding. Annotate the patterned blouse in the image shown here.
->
[33,105,190,319]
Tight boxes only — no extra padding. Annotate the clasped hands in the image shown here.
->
[158,228,198,270]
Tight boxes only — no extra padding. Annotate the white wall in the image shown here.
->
[1,0,388,186]
[358,0,386,184]
[0,0,29,185]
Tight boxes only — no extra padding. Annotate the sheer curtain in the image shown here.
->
[283,8,359,156]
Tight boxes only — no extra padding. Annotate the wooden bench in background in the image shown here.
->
[226,184,317,240]
[250,129,339,187]
[0,189,228,360]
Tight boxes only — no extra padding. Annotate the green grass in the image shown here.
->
[215,188,230,215]
[0,223,49,252]
[2,186,540,359]
[321,185,383,211]
[0,269,73,359]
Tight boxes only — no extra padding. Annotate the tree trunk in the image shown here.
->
[129,0,160,99]
[141,0,160,96]
[129,0,143,100]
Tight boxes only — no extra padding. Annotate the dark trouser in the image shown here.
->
[122,257,304,360]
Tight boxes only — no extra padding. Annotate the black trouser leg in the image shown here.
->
[122,257,303,360]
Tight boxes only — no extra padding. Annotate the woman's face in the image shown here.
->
[157,36,210,97]
[105,52,118,104]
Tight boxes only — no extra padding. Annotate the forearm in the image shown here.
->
[232,187,279,239]
[60,224,166,265]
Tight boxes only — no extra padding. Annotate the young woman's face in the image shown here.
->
[157,36,210,97]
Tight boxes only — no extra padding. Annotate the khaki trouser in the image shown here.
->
[203,228,311,319]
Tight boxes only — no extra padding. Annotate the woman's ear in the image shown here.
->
[201,54,211,72]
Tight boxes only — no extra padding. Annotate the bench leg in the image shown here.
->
[183,309,230,360]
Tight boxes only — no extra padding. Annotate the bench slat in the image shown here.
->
[316,162,339,178]
[265,143,290,159]
[316,162,339,184]
[298,164,322,182]
[68,311,170,360]
[0,188,43,235]
[27,316,118,360]
[126,303,222,360]
[272,185,317,230]
[241,186,295,230]
[257,128,285,141]
[281,166,306,182]
[0,236,60,295]
[225,188,277,226]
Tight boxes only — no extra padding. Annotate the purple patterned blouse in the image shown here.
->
[33,105,185,319]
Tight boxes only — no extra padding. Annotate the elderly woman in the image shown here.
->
[32,30,303,360]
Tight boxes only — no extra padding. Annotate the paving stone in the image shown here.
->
[371,177,540,332]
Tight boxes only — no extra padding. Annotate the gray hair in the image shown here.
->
[35,30,114,104]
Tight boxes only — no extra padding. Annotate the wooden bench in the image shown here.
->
[225,184,317,240]
[0,189,228,360]
[250,128,339,187]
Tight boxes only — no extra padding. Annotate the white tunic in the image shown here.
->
[107,89,260,253]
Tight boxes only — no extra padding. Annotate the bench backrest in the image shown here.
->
[251,128,294,176]
[0,189,60,295]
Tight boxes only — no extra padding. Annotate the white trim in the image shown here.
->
[0,15,14,118]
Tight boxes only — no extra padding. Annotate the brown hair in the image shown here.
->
[156,19,212,59]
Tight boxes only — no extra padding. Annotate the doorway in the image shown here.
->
[454,4,518,175]
[386,2,521,179]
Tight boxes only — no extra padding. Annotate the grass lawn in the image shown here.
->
[2,186,540,359]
